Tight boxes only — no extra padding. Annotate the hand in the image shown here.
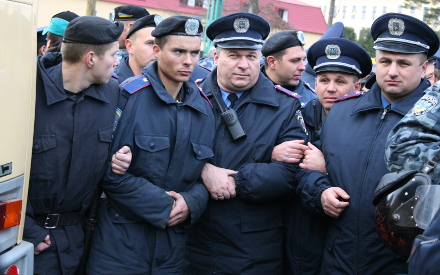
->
[201,163,237,200]
[167,191,190,227]
[299,142,327,174]
[111,146,132,175]
[34,235,51,255]
[271,140,309,163]
[320,187,350,218]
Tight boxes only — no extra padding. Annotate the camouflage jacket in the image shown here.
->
[386,81,440,184]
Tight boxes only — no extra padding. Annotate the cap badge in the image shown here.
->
[185,18,200,35]
[297,31,306,46]
[154,15,163,26]
[325,44,341,59]
[233,17,250,33]
[118,12,133,18]
[388,18,405,36]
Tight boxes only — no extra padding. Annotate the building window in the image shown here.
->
[382,6,387,14]
[398,6,403,13]
[180,0,203,7]
[322,6,327,17]
[342,6,346,19]
[410,6,415,16]
[372,6,376,19]
[423,7,429,21]
[362,6,366,19]
[351,6,356,19]
[278,9,288,22]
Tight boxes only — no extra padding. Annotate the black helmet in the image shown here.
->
[373,170,440,258]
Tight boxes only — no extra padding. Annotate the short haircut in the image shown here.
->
[263,49,286,68]
[154,36,170,49]
[420,53,428,65]
[435,68,440,80]
[61,42,114,63]
[46,32,63,53]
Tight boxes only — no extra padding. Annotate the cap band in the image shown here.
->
[214,37,264,44]
[314,62,362,75]
[43,18,69,36]
[374,37,430,50]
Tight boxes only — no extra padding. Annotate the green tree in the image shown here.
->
[356,27,374,57]
[404,0,440,27]
[343,27,357,42]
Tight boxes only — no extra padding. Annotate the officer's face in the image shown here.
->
[128,27,156,69]
[154,35,201,85]
[271,46,306,87]
[426,62,436,85]
[92,41,120,84]
[214,48,261,93]
[376,50,427,103]
[315,72,361,114]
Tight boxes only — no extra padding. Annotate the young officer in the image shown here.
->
[86,16,215,275]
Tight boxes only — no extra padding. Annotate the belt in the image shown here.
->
[34,212,83,229]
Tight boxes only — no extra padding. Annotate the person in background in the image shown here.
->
[37,26,47,56]
[43,11,79,53]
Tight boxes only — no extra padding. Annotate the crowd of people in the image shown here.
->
[29,4,440,275]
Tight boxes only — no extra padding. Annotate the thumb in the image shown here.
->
[334,187,350,199]
[120,146,131,154]
[292,140,305,144]
[308,142,318,150]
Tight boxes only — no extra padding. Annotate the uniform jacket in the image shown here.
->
[296,80,430,275]
[25,52,119,275]
[185,69,308,275]
[86,61,215,275]
[386,80,440,184]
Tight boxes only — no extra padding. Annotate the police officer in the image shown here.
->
[296,13,439,274]
[426,48,440,85]
[112,5,150,60]
[25,16,124,275]
[42,11,79,53]
[37,26,47,56]
[86,16,215,275]
[114,14,162,83]
[262,30,317,108]
[274,38,372,275]
[184,12,308,274]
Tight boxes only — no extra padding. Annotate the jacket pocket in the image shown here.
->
[31,135,57,184]
[94,126,113,175]
[134,135,170,179]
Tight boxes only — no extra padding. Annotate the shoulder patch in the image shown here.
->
[412,94,438,116]
[303,81,316,94]
[195,82,213,108]
[274,85,302,100]
[334,91,364,102]
[295,110,308,135]
[111,72,119,79]
[121,75,151,94]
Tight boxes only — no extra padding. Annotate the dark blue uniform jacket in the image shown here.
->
[86,61,215,275]
[25,52,119,275]
[296,80,430,275]
[185,69,308,274]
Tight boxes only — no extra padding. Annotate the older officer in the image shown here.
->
[114,14,162,83]
[86,16,215,275]
[296,13,439,275]
[112,5,150,60]
[279,38,372,275]
[262,30,317,108]
[185,12,308,274]
[24,16,123,275]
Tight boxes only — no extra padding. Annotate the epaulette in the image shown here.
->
[198,64,212,72]
[120,75,151,94]
[334,91,364,102]
[111,72,119,79]
[274,85,302,100]
[195,81,213,108]
[303,81,317,94]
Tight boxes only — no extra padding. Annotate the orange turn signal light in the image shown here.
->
[0,199,22,230]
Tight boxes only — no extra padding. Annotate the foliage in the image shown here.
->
[356,27,375,57]
[343,27,357,42]
[404,0,440,27]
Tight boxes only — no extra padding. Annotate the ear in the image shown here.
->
[214,50,219,66]
[46,39,52,50]
[126,39,134,54]
[266,56,276,70]
[85,51,95,68]
[354,81,362,91]
[421,60,428,79]
[153,44,160,59]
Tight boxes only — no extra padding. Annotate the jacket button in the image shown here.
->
[197,150,202,157]
[113,213,119,220]
[149,142,155,149]
[33,144,40,150]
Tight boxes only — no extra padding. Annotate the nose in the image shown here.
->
[183,53,193,66]
[237,56,250,70]
[327,80,337,93]
[298,60,306,72]
[388,62,398,77]
[113,56,120,67]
